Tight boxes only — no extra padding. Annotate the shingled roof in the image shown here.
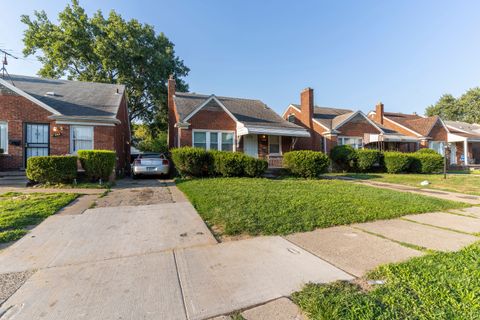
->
[175,92,304,130]
[383,112,443,137]
[291,104,353,130]
[1,75,125,123]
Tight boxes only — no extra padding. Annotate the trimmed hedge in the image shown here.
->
[171,147,213,177]
[410,151,444,173]
[416,148,440,154]
[383,151,412,173]
[357,149,383,172]
[244,157,268,177]
[284,150,330,178]
[171,148,267,178]
[26,155,77,183]
[78,150,116,181]
[330,145,357,172]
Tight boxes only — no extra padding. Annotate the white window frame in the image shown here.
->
[338,136,363,149]
[0,121,8,154]
[192,129,236,151]
[268,135,282,155]
[429,141,445,156]
[70,125,94,154]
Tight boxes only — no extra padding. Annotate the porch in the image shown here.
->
[237,125,310,168]
[363,133,419,152]
[448,132,480,166]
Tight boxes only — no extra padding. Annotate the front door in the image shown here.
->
[24,123,50,166]
[244,134,258,158]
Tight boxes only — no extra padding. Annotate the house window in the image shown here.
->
[287,114,296,123]
[221,132,234,151]
[429,141,445,156]
[338,136,363,149]
[268,135,281,154]
[192,130,235,151]
[0,122,7,154]
[71,126,94,153]
[193,131,207,149]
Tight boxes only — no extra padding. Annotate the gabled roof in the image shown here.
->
[1,75,125,123]
[373,111,445,138]
[446,120,480,136]
[175,92,303,130]
[290,104,357,131]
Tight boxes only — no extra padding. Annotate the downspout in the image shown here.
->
[323,136,327,153]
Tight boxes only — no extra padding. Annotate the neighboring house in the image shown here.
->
[282,88,418,153]
[445,121,480,166]
[0,75,131,173]
[368,103,449,154]
[166,76,310,167]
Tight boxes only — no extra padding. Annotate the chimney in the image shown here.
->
[375,102,384,125]
[167,75,176,148]
[300,88,314,129]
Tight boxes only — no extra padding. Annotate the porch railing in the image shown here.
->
[267,155,283,168]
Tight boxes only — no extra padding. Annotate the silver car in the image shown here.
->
[132,153,170,178]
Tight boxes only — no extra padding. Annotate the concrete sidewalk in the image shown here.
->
[353,180,480,204]
[1,179,480,319]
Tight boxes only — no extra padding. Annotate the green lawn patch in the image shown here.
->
[0,192,77,243]
[331,173,480,196]
[176,178,467,236]
[34,181,112,189]
[292,241,480,319]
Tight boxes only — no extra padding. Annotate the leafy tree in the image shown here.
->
[425,94,460,120]
[457,88,480,124]
[132,124,167,153]
[426,88,480,124]
[21,0,189,129]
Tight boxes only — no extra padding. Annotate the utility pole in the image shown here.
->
[0,49,18,81]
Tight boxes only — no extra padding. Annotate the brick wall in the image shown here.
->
[336,114,380,137]
[0,89,129,171]
[429,121,448,142]
[113,95,130,172]
[178,108,237,147]
[283,105,324,151]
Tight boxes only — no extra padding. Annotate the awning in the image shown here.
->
[365,133,419,143]
[237,124,310,138]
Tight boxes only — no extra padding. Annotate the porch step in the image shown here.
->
[0,172,28,187]
[263,168,284,179]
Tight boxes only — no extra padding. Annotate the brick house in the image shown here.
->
[0,75,130,173]
[368,103,449,155]
[444,121,480,166]
[282,88,418,153]
[167,77,309,167]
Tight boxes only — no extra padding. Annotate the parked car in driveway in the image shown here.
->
[132,153,170,178]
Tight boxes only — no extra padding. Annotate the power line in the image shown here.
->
[0,48,19,83]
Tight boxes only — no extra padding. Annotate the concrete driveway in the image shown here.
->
[0,179,351,320]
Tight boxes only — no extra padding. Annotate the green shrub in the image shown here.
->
[356,149,382,172]
[78,150,116,181]
[410,151,444,173]
[213,152,247,177]
[284,150,330,178]
[171,147,213,177]
[330,145,357,172]
[383,151,412,173]
[416,148,439,154]
[26,155,77,183]
[244,157,268,177]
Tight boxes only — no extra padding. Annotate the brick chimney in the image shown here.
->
[375,102,384,125]
[300,88,314,129]
[167,75,176,148]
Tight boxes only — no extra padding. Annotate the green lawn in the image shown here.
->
[293,241,480,319]
[332,173,480,196]
[0,192,77,243]
[176,178,467,237]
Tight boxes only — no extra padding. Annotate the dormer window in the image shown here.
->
[287,114,296,123]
